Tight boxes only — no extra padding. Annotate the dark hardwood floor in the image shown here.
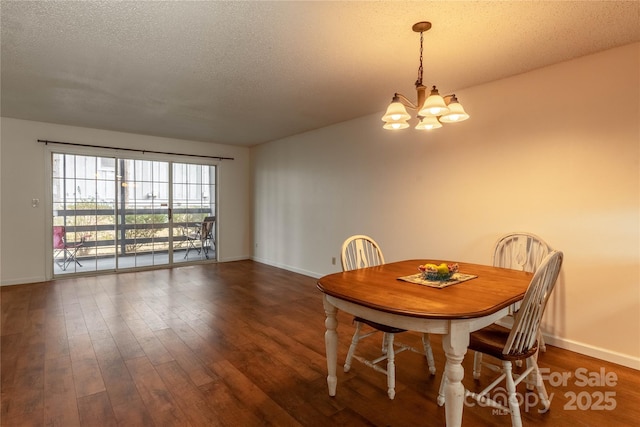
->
[1,260,638,426]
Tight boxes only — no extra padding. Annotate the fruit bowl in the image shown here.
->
[418,263,459,281]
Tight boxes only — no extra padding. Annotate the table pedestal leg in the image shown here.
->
[323,295,338,396]
[442,322,469,427]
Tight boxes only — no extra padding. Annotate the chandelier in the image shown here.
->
[382,21,469,130]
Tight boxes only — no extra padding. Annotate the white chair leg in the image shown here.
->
[527,358,550,409]
[386,333,396,399]
[525,349,540,391]
[344,321,362,372]
[437,367,447,406]
[381,332,388,354]
[538,330,547,352]
[421,334,436,375]
[473,351,483,379]
[503,361,523,427]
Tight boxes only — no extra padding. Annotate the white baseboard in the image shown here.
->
[217,255,252,263]
[0,275,46,286]
[484,320,639,371]
[251,256,323,279]
[541,333,639,370]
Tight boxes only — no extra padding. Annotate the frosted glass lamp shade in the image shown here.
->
[382,98,411,130]
[418,86,450,117]
[440,97,470,123]
[415,116,442,130]
[382,100,411,122]
[383,120,410,130]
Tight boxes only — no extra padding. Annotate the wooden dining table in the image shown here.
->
[317,259,533,427]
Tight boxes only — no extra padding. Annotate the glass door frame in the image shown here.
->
[171,162,218,265]
[45,145,219,279]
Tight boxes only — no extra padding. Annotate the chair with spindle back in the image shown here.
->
[341,235,436,400]
[439,250,563,427]
[473,232,553,377]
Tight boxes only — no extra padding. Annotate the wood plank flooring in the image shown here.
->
[1,260,638,426]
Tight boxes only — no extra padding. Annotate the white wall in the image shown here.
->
[252,43,640,369]
[0,118,252,285]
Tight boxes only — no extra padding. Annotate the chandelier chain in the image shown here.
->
[416,31,424,86]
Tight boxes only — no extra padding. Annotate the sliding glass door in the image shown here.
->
[172,163,217,264]
[52,153,216,275]
[53,154,118,273]
[116,158,171,268]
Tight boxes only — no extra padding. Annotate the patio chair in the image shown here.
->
[341,235,436,400]
[183,216,215,259]
[438,250,563,427]
[53,225,85,270]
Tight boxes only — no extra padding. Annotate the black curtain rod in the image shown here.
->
[37,139,235,161]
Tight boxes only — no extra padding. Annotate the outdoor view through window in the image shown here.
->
[52,153,216,274]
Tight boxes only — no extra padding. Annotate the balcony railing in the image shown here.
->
[54,207,212,258]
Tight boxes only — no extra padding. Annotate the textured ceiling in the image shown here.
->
[1,1,639,146]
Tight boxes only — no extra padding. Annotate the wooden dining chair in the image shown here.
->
[493,232,552,278]
[341,235,436,400]
[473,232,554,377]
[439,250,563,427]
[494,233,553,349]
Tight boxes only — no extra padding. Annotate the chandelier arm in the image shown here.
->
[394,93,420,111]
